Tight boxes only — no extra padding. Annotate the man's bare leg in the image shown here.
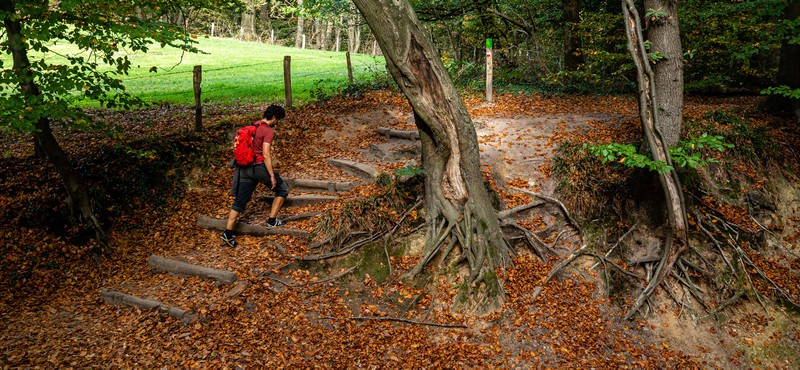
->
[269,197,285,218]
[226,209,240,230]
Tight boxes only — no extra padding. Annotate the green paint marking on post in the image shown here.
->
[486,39,492,48]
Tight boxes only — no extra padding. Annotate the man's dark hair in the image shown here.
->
[263,105,286,120]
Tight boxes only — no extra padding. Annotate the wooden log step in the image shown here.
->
[326,159,378,182]
[261,194,339,208]
[197,216,310,238]
[99,289,196,325]
[377,127,420,141]
[148,255,239,285]
[284,178,358,193]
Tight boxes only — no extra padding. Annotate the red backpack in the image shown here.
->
[233,122,265,166]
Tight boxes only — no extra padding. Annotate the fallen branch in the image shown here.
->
[318,316,467,329]
[267,263,360,288]
[510,187,582,241]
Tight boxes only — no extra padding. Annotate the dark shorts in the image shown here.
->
[231,164,290,212]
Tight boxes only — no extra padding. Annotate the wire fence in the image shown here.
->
[118,54,387,103]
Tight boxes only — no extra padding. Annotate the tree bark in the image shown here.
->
[622,0,688,320]
[294,0,305,48]
[323,19,333,50]
[352,0,514,311]
[760,0,800,122]
[644,0,683,148]
[2,1,105,239]
[562,0,583,70]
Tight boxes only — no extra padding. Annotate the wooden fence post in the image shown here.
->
[302,35,306,50]
[270,29,274,44]
[193,65,202,131]
[284,56,292,108]
[346,52,354,85]
[486,39,493,103]
[211,23,215,37]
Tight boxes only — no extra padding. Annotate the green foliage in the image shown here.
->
[586,134,733,173]
[0,0,230,134]
[681,0,787,92]
[392,164,426,178]
[762,85,800,99]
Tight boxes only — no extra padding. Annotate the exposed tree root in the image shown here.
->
[318,316,467,329]
[510,187,583,243]
[266,263,360,288]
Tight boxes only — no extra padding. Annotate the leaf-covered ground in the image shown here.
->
[1,91,798,368]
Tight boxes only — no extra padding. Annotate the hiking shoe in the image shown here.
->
[220,233,239,247]
[266,219,288,228]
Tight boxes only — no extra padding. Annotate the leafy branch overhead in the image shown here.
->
[586,134,734,173]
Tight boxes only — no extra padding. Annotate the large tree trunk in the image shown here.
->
[760,1,800,122]
[352,0,514,311]
[622,0,688,320]
[644,0,683,148]
[562,0,583,70]
[2,1,106,243]
[294,0,305,48]
[241,6,256,34]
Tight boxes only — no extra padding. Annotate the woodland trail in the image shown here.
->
[0,91,797,368]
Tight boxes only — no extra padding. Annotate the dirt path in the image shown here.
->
[0,92,797,368]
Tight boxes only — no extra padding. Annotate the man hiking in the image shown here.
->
[221,104,290,247]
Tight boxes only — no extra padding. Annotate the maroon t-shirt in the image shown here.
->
[252,123,274,164]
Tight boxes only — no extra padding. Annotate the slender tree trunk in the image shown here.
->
[562,0,583,70]
[2,2,105,240]
[323,19,333,50]
[352,0,514,311]
[294,0,305,48]
[644,0,683,148]
[622,0,688,320]
[760,0,800,123]
[335,15,342,51]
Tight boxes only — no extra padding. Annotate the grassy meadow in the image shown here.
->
[25,37,389,106]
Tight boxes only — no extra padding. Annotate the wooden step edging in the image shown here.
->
[377,127,420,141]
[148,255,239,285]
[197,216,310,238]
[99,289,196,325]
[260,194,339,208]
[284,178,358,193]
[326,159,378,182]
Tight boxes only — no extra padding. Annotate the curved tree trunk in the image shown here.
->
[2,3,107,246]
[352,0,514,311]
[622,0,688,320]
[644,0,683,148]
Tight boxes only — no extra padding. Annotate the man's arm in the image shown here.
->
[263,142,276,189]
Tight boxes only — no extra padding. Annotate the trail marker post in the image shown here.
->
[211,23,215,37]
[193,65,202,131]
[284,56,292,108]
[346,52,354,85]
[486,38,493,103]
[270,29,274,44]
[302,35,306,49]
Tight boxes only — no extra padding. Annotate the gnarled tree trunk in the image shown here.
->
[2,3,106,246]
[622,0,688,320]
[352,0,514,311]
[644,0,683,148]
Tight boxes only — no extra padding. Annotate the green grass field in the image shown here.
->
[25,37,389,106]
